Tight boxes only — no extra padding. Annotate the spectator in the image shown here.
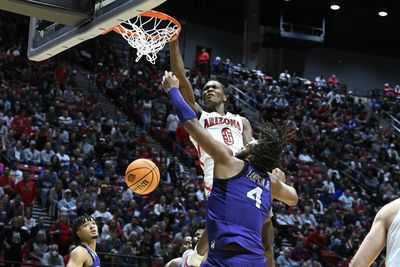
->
[23,140,41,165]
[315,75,327,88]
[276,248,298,267]
[15,171,37,206]
[58,189,77,219]
[140,95,152,133]
[37,169,56,208]
[298,149,314,163]
[291,239,311,263]
[197,48,210,76]
[58,111,72,126]
[9,162,23,184]
[279,70,291,85]
[0,167,15,198]
[166,111,180,151]
[23,206,36,231]
[7,140,24,163]
[41,244,65,267]
[9,194,25,218]
[55,145,70,168]
[48,212,71,256]
[338,190,355,211]
[29,230,48,262]
[327,74,340,87]
[300,206,318,228]
[40,142,55,166]
[4,216,29,267]
[92,201,113,224]
[169,197,186,214]
[48,180,63,219]
[30,216,48,242]
[123,216,144,240]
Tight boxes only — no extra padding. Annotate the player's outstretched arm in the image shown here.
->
[163,71,232,165]
[241,117,255,145]
[270,168,298,206]
[169,39,203,115]
[350,207,388,267]
[67,247,86,267]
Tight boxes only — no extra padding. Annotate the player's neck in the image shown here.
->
[82,240,96,252]
[211,105,226,116]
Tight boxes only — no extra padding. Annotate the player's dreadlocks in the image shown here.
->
[71,214,96,244]
[248,120,293,173]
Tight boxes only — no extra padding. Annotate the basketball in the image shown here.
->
[125,158,160,195]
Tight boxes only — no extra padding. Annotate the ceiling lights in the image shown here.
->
[330,3,340,11]
[378,9,388,17]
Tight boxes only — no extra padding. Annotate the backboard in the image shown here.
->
[27,0,166,61]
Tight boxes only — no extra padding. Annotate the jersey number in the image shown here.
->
[221,127,234,145]
[247,187,262,209]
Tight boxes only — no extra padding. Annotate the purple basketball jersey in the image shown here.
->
[206,162,272,256]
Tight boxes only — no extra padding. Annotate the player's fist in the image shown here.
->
[272,168,286,183]
[162,71,179,92]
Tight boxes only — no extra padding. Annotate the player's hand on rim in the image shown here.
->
[162,71,179,93]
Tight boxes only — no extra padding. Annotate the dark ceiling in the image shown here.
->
[158,0,400,57]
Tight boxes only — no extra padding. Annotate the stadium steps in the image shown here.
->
[31,204,53,227]
[74,72,179,166]
[240,104,261,124]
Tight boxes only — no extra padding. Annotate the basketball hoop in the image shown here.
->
[112,10,181,64]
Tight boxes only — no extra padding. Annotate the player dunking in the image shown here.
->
[169,39,276,267]
[67,215,100,267]
[162,71,298,266]
[350,198,400,267]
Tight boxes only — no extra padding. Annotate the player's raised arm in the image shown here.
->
[162,71,231,165]
[270,168,298,206]
[169,39,203,115]
[350,206,388,267]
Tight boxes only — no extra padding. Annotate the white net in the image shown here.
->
[115,13,180,64]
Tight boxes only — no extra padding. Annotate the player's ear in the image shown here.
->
[76,230,82,239]
[223,95,227,102]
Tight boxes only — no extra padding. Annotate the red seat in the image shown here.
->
[17,163,31,171]
[298,169,310,177]
[30,165,43,173]
[298,164,311,171]
[314,173,323,180]
[313,166,323,173]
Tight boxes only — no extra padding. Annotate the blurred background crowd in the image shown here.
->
[0,11,398,267]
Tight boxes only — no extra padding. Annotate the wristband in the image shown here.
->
[167,87,197,123]
[186,245,206,267]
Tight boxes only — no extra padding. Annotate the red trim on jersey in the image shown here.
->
[197,144,204,167]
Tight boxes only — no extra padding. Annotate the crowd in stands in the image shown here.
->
[0,11,399,267]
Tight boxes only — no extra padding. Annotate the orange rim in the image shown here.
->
[108,10,181,39]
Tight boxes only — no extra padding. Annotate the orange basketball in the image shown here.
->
[125,158,160,195]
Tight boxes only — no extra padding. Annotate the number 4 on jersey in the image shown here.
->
[247,187,262,209]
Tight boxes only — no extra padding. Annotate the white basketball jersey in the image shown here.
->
[190,111,244,195]
[387,207,400,267]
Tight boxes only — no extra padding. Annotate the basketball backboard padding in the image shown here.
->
[0,0,95,26]
[27,0,166,61]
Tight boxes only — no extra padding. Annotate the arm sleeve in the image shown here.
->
[167,88,197,123]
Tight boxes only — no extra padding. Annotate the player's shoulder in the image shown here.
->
[376,198,400,225]
[70,245,89,257]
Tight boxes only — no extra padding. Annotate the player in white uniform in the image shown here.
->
[169,39,275,267]
[350,198,400,267]
[190,111,244,196]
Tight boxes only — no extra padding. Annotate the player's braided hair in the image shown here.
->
[72,214,96,244]
[249,120,293,173]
